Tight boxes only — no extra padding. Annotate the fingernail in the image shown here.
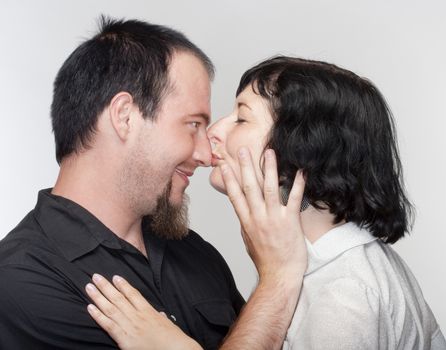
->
[92,273,103,283]
[238,147,247,158]
[113,275,123,284]
[266,149,274,158]
[86,283,97,292]
[87,304,98,313]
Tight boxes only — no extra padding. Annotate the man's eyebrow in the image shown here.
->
[188,113,211,126]
[237,102,252,110]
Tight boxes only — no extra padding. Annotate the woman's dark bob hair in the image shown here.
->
[237,56,413,243]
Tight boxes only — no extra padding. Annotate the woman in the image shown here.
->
[85,57,445,349]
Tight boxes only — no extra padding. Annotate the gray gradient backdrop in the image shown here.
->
[1,0,445,332]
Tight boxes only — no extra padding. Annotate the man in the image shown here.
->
[0,17,303,349]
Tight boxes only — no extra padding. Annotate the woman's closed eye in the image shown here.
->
[235,116,247,124]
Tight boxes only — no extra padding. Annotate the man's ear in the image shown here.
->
[109,92,135,141]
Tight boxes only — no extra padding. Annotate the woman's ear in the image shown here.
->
[109,92,134,141]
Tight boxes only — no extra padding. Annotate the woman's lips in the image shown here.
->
[211,153,223,167]
[211,157,219,167]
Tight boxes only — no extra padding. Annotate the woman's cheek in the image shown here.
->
[208,159,243,196]
[209,167,226,194]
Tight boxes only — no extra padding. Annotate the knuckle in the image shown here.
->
[289,194,301,203]
[242,184,252,193]
[104,304,118,317]
[112,292,124,303]
[96,313,113,332]
[134,320,145,334]
[103,320,115,333]
[264,185,275,194]
[109,293,121,305]
[228,193,241,204]
[127,288,140,300]
[242,223,252,234]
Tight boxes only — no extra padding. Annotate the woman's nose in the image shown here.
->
[207,117,227,145]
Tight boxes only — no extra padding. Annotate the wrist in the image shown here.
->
[188,339,203,350]
[257,271,303,298]
[258,267,305,287]
[174,337,202,350]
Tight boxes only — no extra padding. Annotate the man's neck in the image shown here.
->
[52,157,147,256]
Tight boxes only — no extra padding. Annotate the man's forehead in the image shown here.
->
[168,51,211,81]
[156,51,212,124]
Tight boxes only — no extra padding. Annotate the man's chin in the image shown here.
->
[168,192,187,208]
[149,188,190,240]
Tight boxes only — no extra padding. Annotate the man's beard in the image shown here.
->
[148,180,190,240]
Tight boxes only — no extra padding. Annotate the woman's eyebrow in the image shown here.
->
[237,102,252,110]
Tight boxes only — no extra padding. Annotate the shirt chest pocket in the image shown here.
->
[193,299,237,350]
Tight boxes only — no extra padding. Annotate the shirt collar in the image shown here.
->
[34,189,123,262]
[304,222,378,276]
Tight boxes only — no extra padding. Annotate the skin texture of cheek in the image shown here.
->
[226,129,266,181]
[209,153,246,194]
[209,167,226,194]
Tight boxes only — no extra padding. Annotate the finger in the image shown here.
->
[286,170,306,213]
[87,304,126,345]
[112,275,156,313]
[220,163,250,224]
[263,149,280,211]
[85,282,125,321]
[91,274,133,312]
[238,147,264,211]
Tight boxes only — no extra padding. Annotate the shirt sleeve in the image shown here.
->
[0,264,118,350]
[287,278,393,350]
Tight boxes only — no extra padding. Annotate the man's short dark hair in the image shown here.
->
[237,56,413,243]
[51,16,214,163]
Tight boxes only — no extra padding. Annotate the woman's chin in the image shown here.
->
[209,168,227,195]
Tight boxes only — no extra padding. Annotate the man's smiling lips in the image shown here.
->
[175,168,193,185]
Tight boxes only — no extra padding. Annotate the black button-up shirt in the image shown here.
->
[0,189,244,350]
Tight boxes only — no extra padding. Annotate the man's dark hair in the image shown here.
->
[51,16,214,163]
[237,56,413,243]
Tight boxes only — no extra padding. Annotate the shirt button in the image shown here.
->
[170,314,177,322]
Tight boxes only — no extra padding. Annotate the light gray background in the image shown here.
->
[1,0,445,332]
